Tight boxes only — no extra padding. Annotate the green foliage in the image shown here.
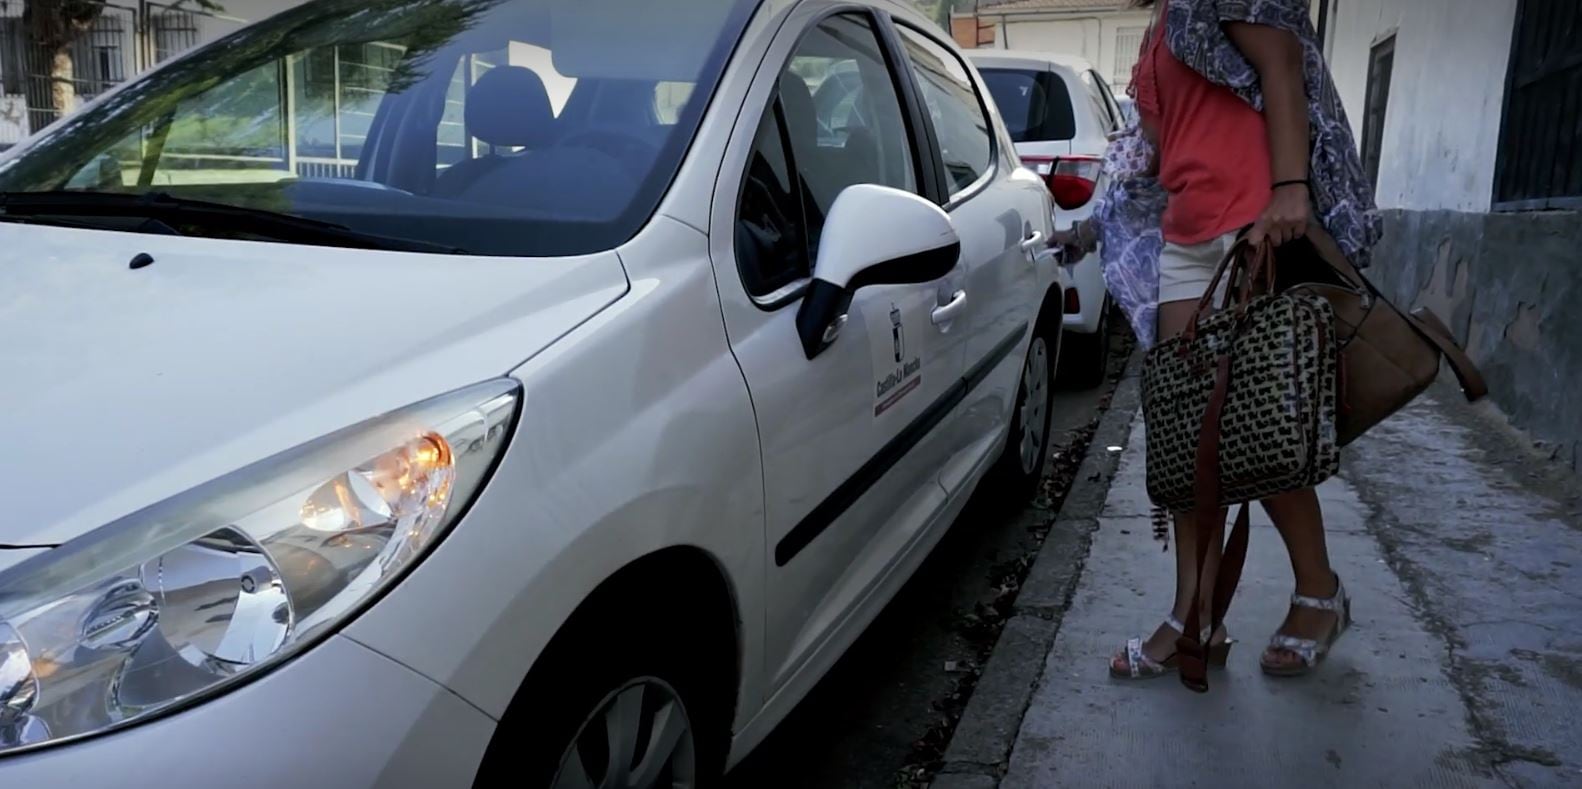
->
[23,0,107,49]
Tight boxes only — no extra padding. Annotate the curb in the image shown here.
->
[929,352,1144,787]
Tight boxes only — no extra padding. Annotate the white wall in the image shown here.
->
[987,5,1320,97]
[988,11,1153,92]
[1326,0,1517,212]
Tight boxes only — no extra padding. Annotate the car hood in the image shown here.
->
[0,223,628,546]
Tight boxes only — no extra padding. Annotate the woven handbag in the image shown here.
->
[1141,239,1341,692]
[1143,240,1341,510]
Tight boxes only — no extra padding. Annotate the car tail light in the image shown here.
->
[1021,155,1102,210]
[1064,287,1081,314]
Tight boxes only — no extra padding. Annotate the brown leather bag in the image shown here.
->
[1173,234,1489,693]
[1276,227,1488,444]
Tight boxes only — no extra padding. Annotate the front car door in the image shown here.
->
[707,8,968,693]
[894,22,1049,493]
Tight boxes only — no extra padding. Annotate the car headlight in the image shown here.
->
[0,380,518,755]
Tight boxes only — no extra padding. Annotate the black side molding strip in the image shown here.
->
[966,327,1028,392]
[774,326,1027,567]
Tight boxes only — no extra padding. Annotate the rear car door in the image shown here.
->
[893,23,1047,494]
[710,10,968,688]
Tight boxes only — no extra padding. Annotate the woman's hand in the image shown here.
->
[1249,183,1311,247]
[1050,220,1095,262]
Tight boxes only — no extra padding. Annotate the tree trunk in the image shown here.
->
[49,47,77,119]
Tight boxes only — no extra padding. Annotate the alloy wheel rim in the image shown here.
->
[552,677,698,789]
[1019,336,1050,474]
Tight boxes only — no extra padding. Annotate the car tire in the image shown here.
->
[1057,297,1111,389]
[985,313,1059,503]
[477,605,726,789]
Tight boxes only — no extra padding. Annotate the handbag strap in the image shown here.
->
[1176,351,1252,693]
[1406,308,1490,401]
[1298,225,1488,404]
[1182,239,1275,345]
[1175,240,1271,692]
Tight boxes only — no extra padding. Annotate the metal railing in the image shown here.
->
[0,0,248,139]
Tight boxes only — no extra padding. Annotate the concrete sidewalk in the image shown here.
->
[933,365,1582,788]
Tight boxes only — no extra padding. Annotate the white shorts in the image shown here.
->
[1158,231,1239,305]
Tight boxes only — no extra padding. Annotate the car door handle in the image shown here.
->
[1020,230,1046,253]
[931,290,968,327]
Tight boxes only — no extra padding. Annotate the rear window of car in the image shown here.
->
[979,68,1075,143]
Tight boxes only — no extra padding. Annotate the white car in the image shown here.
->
[969,50,1127,386]
[0,1,1066,786]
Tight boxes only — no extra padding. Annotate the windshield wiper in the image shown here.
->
[0,191,469,255]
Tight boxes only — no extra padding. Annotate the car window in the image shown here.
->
[0,0,757,258]
[733,12,918,299]
[979,67,1076,143]
[897,26,993,196]
[784,16,917,211]
[1093,71,1125,130]
[736,102,807,298]
[1079,69,1117,132]
[654,82,696,125]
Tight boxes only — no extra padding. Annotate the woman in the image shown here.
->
[1052,0,1381,679]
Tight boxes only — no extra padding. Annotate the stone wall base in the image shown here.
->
[1367,208,1582,468]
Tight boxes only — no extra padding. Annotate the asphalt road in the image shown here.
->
[726,333,1129,789]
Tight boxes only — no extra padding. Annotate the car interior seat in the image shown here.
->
[433,65,557,198]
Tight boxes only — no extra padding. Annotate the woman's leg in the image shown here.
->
[1260,488,1341,668]
[1111,298,1226,672]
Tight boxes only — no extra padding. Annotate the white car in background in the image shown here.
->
[0,0,1067,786]
[969,51,1127,386]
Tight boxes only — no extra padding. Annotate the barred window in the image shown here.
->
[1113,26,1146,90]
[1493,0,1582,210]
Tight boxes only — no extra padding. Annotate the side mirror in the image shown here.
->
[796,184,960,360]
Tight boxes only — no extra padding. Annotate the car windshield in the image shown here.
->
[0,0,754,257]
[979,68,1075,144]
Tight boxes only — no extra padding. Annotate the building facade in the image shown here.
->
[1323,0,1582,468]
[955,1,1151,93]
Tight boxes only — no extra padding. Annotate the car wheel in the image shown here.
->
[986,314,1058,502]
[479,609,725,789]
[549,677,700,789]
[1057,297,1111,389]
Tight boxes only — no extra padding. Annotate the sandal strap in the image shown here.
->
[1290,577,1347,612]
[1163,615,1213,643]
[1126,637,1165,678]
[1267,634,1324,667]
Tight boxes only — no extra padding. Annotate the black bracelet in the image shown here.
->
[1273,178,1311,190]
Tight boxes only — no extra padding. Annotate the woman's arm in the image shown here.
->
[1226,21,1310,246]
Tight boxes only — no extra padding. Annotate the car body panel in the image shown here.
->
[968,50,1116,335]
[343,216,766,727]
[696,0,1054,763]
[0,635,494,788]
[0,223,627,548]
[0,0,1059,778]
[0,549,45,574]
[705,0,969,703]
